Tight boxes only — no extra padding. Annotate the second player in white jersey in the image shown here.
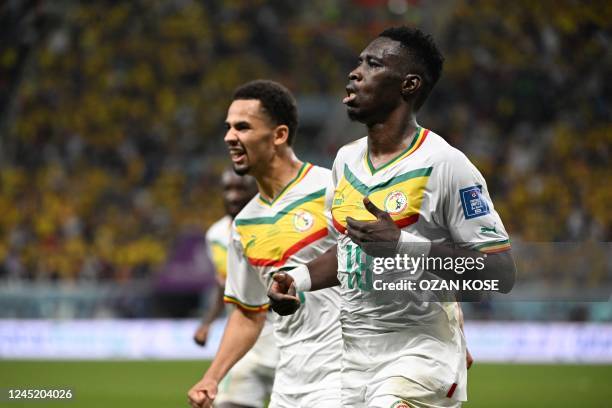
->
[225,163,342,405]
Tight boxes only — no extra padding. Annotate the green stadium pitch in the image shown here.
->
[1,361,611,407]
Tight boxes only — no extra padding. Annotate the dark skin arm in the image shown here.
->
[193,283,226,346]
[346,197,516,296]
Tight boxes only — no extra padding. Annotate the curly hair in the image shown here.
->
[232,80,299,145]
[379,26,445,110]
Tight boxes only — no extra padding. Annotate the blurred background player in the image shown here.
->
[193,169,278,408]
[188,80,342,408]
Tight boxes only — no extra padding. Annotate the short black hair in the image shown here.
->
[379,26,444,110]
[232,80,299,145]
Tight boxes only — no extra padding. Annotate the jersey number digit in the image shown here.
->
[346,243,373,291]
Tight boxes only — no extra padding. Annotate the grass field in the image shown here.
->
[1,361,611,407]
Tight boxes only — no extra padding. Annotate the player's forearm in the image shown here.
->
[203,307,266,382]
[201,284,225,325]
[306,245,340,290]
[428,244,516,294]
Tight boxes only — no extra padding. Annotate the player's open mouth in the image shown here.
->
[343,90,357,105]
[343,84,358,105]
[229,149,246,163]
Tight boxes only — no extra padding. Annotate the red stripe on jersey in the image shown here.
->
[332,214,347,234]
[247,227,328,267]
[394,213,419,229]
[446,382,457,398]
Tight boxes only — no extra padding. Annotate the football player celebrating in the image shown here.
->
[269,27,515,407]
[188,80,342,408]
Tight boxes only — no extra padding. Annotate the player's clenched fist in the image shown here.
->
[187,377,217,408]
[268,272,301,316]
[193,324,210,347]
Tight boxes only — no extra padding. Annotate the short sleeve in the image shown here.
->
[223,225,270,312]
[442,151,511,254]
[205,228,227,284]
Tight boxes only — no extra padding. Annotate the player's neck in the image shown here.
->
[367,110,418,162]
[256,151,304,202]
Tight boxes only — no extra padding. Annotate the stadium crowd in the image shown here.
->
[0,0,609,285]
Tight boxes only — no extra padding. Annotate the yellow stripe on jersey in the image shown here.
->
[223,295,269,312]
[474,240,512,254]
[235,189,328,267]
[209,240,228,280]
[332,165,432,233]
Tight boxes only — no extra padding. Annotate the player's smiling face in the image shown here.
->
[224,99,277,176]
[344,37,407,124]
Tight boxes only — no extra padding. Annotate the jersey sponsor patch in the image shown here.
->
[460,185,489,219]
[390,400,411,408]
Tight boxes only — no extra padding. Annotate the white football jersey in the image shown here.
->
[330,127,511,402]
[224,163,342,396]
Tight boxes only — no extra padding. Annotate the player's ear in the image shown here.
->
[272,124,289,146]
[401,74,422,99]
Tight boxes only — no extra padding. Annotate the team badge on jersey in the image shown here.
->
[293,209,314,232]
[384,191,408,215]
[460,185,490,219]
[390,400,411,408]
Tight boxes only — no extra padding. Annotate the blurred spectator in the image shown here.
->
[0,0,609,287]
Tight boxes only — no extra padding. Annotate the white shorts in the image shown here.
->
[367,378,462,408]
[269,387,341,408]
[341,310,466,407]
[216,318,278,407]
[216,349,275,407]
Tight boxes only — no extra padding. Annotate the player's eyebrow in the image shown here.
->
[359,51,382,61]
[230,120,251,130]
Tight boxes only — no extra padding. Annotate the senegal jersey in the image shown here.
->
[330,127,511,402]
[205,215,231,283]
[206,215,278,370]
[224,163,342,396]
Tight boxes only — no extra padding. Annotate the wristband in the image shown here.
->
[396,230,432,258]
[286,264,311,292]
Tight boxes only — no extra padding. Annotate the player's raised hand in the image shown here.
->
[268,273,301,316]
[346,197,401,256]
[187,376,217,408]
[193,324,210,347]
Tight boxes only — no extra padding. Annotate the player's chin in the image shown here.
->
[346,106,368,123]
[232,163,250,176]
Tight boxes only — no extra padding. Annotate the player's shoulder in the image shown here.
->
[422,129,473,167]
[294,163,332,194]
[206,215,231,241]
[307,163,332,178]
[423,129,484,185]
[335,136,367,161]
[234,194,265,222]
